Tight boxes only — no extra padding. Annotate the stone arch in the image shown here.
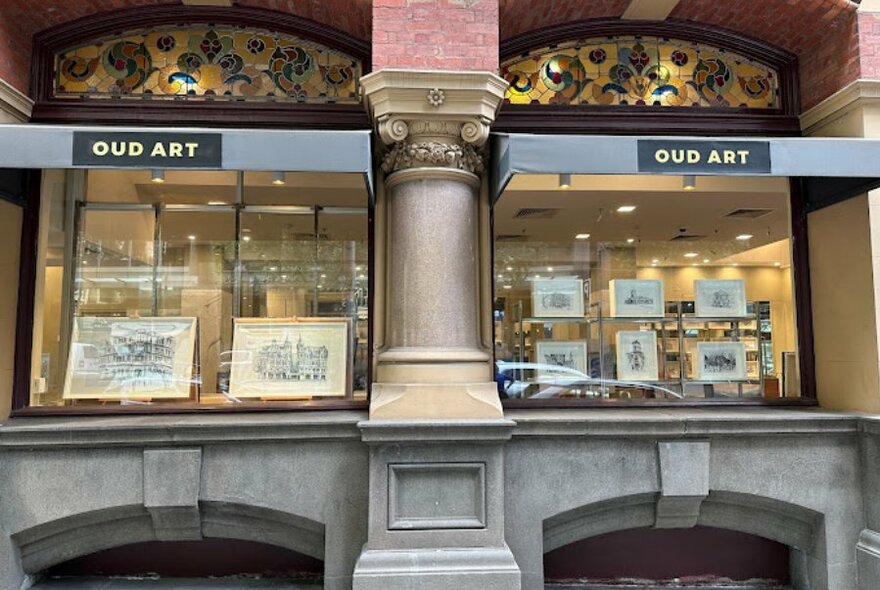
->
[543,490,822,556]
[11,501,326,575]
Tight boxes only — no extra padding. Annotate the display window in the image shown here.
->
[493,174,800,403]
[29,168,369,409]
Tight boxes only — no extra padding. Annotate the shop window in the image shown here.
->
[493,175,800,403]
[29,169,369,409]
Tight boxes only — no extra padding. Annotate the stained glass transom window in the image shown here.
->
[54,26,361,103]
[501,36,780,109]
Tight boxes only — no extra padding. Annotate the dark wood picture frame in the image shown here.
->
[29,5,371,129]
[496,19,801,137]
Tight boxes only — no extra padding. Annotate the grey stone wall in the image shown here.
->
[0,409,878,590]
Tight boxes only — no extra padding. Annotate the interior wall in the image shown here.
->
[809,194,880,411]
[0,200,22,419]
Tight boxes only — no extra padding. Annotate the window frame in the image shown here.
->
[496,19,801,137]
[29,5,372,129]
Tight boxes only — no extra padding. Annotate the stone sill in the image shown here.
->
[0,410,367,449]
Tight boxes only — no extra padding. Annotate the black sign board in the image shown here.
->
[637,140,771,174]
[72,132,222,168]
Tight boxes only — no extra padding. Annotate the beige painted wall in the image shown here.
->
[809,195,880,411]
[0,201,22,420]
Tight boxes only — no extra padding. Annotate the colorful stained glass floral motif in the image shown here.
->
[55,26,361,103]
[501,36,779,109]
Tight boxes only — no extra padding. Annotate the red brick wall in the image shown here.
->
[500,0,630,40]
[859,11,880,79]
[372,0,498,71]
[0,0,370,96]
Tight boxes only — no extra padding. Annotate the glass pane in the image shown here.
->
[86,169,237,205]
[493,174,797,402]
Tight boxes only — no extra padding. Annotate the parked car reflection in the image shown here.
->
[495,361,683,400]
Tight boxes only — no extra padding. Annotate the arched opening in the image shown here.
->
[33,538,323,588]
[544,526,792,588]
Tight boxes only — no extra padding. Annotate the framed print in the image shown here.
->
[229,318,350,398]
[63,316,197,400]
[694,279,747,317]
[695,342,748,381]
[615,330,659,381]
[535,340,588,375]
[609,279,664,317]
[531,278,585,318]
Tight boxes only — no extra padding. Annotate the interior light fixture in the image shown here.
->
[272,171,286,185]
[736,234,753,241]
[774,262,782,267]
[575,233,591,240]
[151,169,165,183]
[503,285,512,289]
[682,175,696,191]
[702,258,709,263]
[546,267,554,272]
[187,234,196,241]
[242,235,251,242]
[626,238,636,244]
[207,200,225,206]
[652,259,660,264]
[684,252,699,258]
[617,205,636,213]
[558,173,572,190]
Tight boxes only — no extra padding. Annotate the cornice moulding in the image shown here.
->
[800,79,880,134]
[0,78,33,122]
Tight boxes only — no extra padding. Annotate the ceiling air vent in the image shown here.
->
[724,208,773,219]
[671,234,706,241]
[513,207,560,219]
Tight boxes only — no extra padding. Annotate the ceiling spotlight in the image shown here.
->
[736,234,753,241]
[652,259,660,264]
[774,262,782,267]
[187,234,196,241]
[683,175,696,191]
[242,235,251,242]
[272,171,286,185]
[546,266,554,272]
[506,266,513,271]
[732,263,739,267]
[626,238,636,244]
[617,205,636,213]
[575,233,590,240]
[151,169,165,183]
[503,285,512,290]
[702,258,709,263]
[684,252,699,258]
[558,173,572,190]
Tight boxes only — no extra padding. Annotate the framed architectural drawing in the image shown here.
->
[535,340,588,375]
[531,278,585,318]
[229,318,350,398]
[609,279,664,317]
[694,279,747,317]
[695,342,748,381]
[615,330,659,381]
[63,316,198,399]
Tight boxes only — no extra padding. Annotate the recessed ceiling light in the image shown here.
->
[281,275,288,279]
[503,285,512,289]
[732,263,739,267]
[242,235,251,242]
[684,252,699,258]
[506,266,513,271]
[626,238,636,244]
[692,263,699,266]
[652,259,660,264]
[534,274,541,279]
[617,205,636,213]
[187,235,196,241]
[497,274,504,279]
[207,200,225,206]
[546,267,553,272]
[575,233,591,240]
[774,262,781,267]
[736,234,753,241]
[269,266,277,271]
[702,258,710,263]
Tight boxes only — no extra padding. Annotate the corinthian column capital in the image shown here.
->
[361,69,508,173]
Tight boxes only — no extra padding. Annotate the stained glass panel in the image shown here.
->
[501,36,780,109]
[54,26,361,103]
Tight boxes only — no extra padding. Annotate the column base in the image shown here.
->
[369,382,503,419]
[352,546,521,590]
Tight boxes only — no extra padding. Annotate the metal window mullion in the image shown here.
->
[233,171,244,318]
[152,204,161,317]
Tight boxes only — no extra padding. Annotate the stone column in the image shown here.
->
[362,70,508,419]
[353,71,520,589]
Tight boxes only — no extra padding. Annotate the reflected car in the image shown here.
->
[495,361,683,400]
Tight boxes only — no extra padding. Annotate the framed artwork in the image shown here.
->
[615,330,659,381]
[535,340,588,376]
[531,277,585,318]
[609,279,664,317]
[694,279,747,317]
[229,317,350,398]
[63,316,198,400]
[695,342,748,381]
